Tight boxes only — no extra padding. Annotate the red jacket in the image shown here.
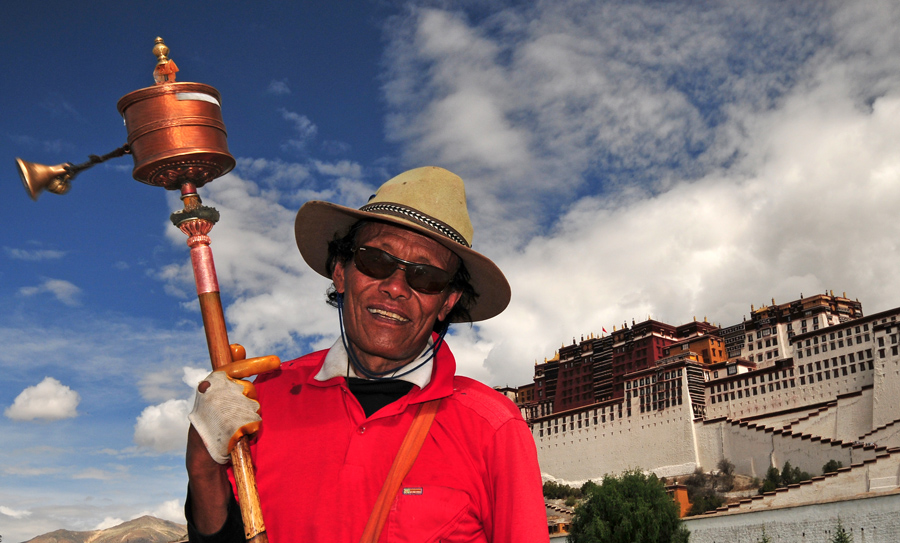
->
[243,343,549,543]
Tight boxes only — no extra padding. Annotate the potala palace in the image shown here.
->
[506,292,900,542]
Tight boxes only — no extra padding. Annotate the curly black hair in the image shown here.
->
[324,220,478,334]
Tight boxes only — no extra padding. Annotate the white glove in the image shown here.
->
[189,349,281,464]
[189,371,263,464]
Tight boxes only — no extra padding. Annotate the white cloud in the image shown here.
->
[133,399,190,453]
[0,505,32,518]
[443,326,496,384]
[139,363,212,403]
[235,157,312,188]
[3,466,60,476]
[313,159,364,179]
[0,314,211,401]
[279,108,318,152]
[137,372,183,403]
[183,366,210,389]
[137,499,184,524]
[72,467,122,481]
[380,3,841,249]
[18,278,82,306]
[267,79,291,95]
[5,377,80,421]
[94,516,125,530]
[4,247,65,261]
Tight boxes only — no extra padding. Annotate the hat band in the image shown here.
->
[359,202,470,248]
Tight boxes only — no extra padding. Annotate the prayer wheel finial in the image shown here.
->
[153,37,179,84]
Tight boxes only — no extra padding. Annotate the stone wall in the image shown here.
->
[535,372,707,482]
[872,354,900,428]
[699,416,884,479]
[705,363,874,422]
[719,420,776,478]
[834,388,874,441]
[785,402,841,438]
[535,400,700,482]
[865,422,900,449]
[684,491,900,543]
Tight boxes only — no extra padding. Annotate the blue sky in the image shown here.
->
[3,1,900,540]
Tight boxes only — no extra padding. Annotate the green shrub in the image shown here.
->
[569,469,689,543]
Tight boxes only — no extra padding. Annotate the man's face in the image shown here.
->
[332,222,463,374]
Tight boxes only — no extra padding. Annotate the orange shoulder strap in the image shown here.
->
[359,398,442,543]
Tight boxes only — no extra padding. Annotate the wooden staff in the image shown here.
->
[173,183,273,543]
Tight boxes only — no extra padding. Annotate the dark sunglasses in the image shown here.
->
[353,246,453,294]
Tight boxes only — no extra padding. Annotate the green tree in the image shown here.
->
[823,459,844,474]
[684,467,707,491]
[687,486,724,516]
[780,461,811,485]
[780,461,796,485]
[715,459,735,492]
[831,518,853,543]
[544,480,582,500]
[568,469,690,543]
[682,465,727,516]
[759,466,781,494]
[760,462,811,494]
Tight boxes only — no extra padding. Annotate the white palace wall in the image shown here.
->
[779,388,873,443]
[535,400,700,483]
[685,491,900,543]
[535,364,882,481]
[833,389,874,441]
[535,364,705,482]
[704,361,875,423]
[772,433,854,478]
[696,413,883,479]
[872,350,900,428]
[693,420,726,471]
[686,453,900,542]
[866,423,900,449]
[731,451,900,512]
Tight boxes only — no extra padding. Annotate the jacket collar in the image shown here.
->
[307,334,456,406]
[313,337,435,389]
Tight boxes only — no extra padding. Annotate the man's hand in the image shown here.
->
[189,351,281,463]
[186,345,279,535]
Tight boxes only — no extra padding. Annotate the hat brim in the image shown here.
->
[295,201,511,322]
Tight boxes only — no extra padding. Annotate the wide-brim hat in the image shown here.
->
[295,166,511,322]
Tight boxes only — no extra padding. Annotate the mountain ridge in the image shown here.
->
[22,515,186,543]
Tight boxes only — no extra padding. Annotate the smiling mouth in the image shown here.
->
[368,307,409,322]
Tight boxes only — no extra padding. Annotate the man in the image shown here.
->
[186,166,548,542]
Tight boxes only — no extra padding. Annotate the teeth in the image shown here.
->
[368,308,409,322]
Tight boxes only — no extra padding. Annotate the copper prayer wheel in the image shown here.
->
[117,82,235,190]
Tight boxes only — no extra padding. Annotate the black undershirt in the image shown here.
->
[346,377,415,417]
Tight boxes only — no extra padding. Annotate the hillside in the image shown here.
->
[22,516,186,543]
